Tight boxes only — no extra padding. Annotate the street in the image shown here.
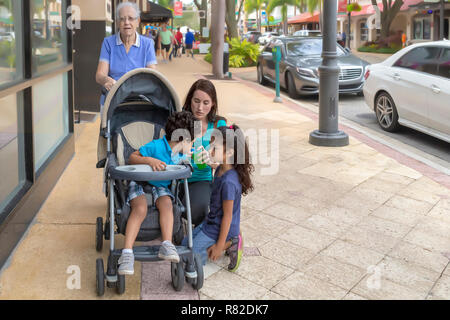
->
[235,69,450,170]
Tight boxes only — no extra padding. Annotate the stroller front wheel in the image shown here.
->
[192,254,204,290]
[171,261,185,291]
[96,258,105,296]
[116,274,126,295]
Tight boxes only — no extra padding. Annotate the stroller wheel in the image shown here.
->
[96,258,105,296]
[171,261,185,291]
[116,274,125,295]
[192,254,204,290]
[96,217,103,252]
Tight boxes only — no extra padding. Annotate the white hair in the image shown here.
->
[116,2,140,20]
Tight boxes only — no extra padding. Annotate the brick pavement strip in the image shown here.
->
[0,56,449,300]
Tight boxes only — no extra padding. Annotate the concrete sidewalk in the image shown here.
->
[0,56,449,300]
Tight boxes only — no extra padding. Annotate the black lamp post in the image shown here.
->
[309,0,349,147]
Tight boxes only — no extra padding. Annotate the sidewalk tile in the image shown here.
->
[239,224,276,248]
[303,254,366,291]
[234,256,294,290]
[272,271,347,300]
[355,216,412,239]
[414,216,450,240]
[384,165,423,180]
[321,240,384,270]
[259,238,316,271]
[262,202,312,224]
[371,205,422,228]
[428,275,450,299]
[375,171,415,185]
[408,177,450,198]
[240,213,295,238]
[340,226,400,254]
[278,225,335,253]
[315,206,366,226]
[375,257,439,295]
[199,270,267,300]
[385,195,434,215]
[403,228,450,252]
[260,291,289,300]
[343,293,368,300]
[352,276,426,300]
[387,241,450,274]
[396,186,441,206]
[299,214,350,238]
[356,177,409,194]
[240,206,260,222]
[427,200,450,224]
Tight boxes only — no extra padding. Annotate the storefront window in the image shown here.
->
[360,21,368,42]
[33,72,69,172]
[31,0,67,75]
[0,0,23,87]
[413,18,431,40]
[0,92,26,214]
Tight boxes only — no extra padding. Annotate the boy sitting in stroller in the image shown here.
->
[118,111,197,275]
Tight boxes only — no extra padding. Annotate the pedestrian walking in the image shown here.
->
[160,23,174,63]
[175,27,183,57]
[185,27,195,58]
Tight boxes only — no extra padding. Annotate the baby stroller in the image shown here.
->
[95,68,204,296]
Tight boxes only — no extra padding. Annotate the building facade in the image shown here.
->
[0,0,74,268]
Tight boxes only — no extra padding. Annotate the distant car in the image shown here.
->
[293,30,322,37]
[363,40,450,143]
[258,32,279,45]
[0,31,15,42]
[242,31,262,44]
[257,36,369,98]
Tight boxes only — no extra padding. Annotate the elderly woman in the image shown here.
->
[95,2,157,107]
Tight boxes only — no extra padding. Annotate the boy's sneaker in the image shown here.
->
[159,241,180,263]
[118,250,135,275]
[227,233,243,272]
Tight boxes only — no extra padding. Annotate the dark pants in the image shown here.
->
[179,180,212,226]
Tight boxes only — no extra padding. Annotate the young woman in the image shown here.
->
[180,79,227,226]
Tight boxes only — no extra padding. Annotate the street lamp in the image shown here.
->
[309,0,349,147]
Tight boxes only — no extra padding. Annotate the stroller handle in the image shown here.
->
[109,164,192,181]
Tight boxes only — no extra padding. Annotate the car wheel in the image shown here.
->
[375,92,400,132]
[257,64,268,85]
[286,72,299,99]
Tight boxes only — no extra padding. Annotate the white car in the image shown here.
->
[363,40,450,143]
[258,32,278,45]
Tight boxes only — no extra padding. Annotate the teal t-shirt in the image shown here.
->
[189,120,227,183]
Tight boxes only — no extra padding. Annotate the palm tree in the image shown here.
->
[156,0,174,8]
[244,0,269,33]
[266,0,304,35]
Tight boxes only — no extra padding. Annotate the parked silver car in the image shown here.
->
[257,37,369,98]
[258,32,279,45]
[363,40,450,143]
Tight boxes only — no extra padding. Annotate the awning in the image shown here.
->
[141,1,173,23]
[288,11,320,24]
[351,0,423,16]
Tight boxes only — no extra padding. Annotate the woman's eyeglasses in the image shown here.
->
[119,16,138,23]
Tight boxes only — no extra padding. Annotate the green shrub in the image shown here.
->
[203,38,261,68]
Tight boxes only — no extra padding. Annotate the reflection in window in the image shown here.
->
[413,18,431,40]
[360,21,368,42]
[394,46,440,75]
[0,0,23,86]
[31,0,67,75]
[0,92,25,214]
[33,73,69,172]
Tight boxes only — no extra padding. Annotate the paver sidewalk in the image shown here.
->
[0,56,449,300]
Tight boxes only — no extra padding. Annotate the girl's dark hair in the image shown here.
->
[182,79,226,124]
[215,124,254,196]
[165,111,197,142]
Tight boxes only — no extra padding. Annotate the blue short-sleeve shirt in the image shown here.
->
[99,32,157,105]
[202,168,242,241]
[189,119,227,183]
[138,136,186,188]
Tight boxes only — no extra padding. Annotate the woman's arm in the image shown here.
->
[208,199,233,261]
[129,150,167,171]
[95,61,116,91]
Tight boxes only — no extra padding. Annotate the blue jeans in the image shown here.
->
[182,223,216,266]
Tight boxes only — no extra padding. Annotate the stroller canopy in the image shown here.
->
[97,68,182,166]
[101,68,182,130]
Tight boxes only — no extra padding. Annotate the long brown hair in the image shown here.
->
[216,124,254,196]
[183,79,226,124]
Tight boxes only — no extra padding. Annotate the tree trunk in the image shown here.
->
[225,0,239,39]
[371,0,403,40]
[211,0,225,79]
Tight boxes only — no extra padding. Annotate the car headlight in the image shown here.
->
[296,67,317,78]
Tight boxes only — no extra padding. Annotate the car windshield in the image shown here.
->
[286,39,345,56]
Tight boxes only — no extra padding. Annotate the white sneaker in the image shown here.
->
[118,251,134,275]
